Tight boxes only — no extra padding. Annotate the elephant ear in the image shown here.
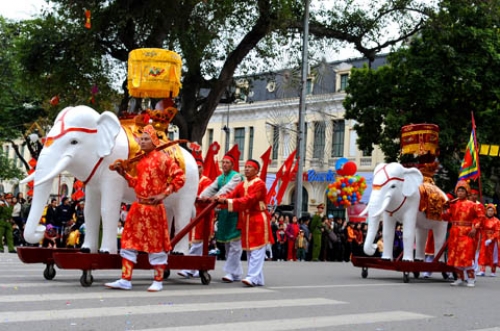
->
[402,168,424,197]
[96,111,121,157]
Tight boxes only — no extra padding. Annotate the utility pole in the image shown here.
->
[294,0,310,217]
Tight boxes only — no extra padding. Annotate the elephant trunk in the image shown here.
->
[363,215,381,256]
[23,154,71,244]
[362,191,388,256]
[23,179,53,244]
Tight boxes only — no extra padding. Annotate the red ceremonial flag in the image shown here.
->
[266,149,297,206]
[276,151,298,204]
[203,142,222,181]
[259,146,272,182]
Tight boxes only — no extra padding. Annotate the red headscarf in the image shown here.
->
[143,125,160,147]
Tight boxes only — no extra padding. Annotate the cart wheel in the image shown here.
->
[163,269,170,280]
[403,272,410,283]
[200,271,211,285]
[413,272,420,279]
[80,270,94,287]
[43,264,56,280]
[361,268,368,279]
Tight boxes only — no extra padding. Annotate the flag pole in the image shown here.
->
[471,112,483,203]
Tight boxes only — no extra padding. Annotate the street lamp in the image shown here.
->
[294,0,310,217]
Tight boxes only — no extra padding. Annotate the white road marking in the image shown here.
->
[135,311,434,331]
[0,298,344,323]
[0,287,274,302]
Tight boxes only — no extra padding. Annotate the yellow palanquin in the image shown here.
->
[128,48,182,99]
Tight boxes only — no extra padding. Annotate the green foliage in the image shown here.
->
[6,1,433,145]
[0,149,25,181]
[344,0,500,194]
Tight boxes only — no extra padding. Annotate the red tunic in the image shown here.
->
[477,216,500,267]
[121,150,185,253]
[191,175,214,243]
[226,176,274,251]
[442,199,485,268]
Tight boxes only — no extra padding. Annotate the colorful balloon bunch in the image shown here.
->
[327,175,367,207]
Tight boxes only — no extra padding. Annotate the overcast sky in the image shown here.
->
[0,0,48,20]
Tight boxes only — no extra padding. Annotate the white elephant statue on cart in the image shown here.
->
[361,162,449,261]
[22,105,198,254]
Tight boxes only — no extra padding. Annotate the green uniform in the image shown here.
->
[200,170,243,243]
[310,213,323,261]
[0,203,14,252]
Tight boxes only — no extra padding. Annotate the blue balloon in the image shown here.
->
[335,157,349,171]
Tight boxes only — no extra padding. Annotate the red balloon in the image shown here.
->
[342,161,357,176]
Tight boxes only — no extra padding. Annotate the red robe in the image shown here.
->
[225,176,274,251]
[477,216,500,268]
[121,150,185,253]
[191,175,214,243]
[442,199,485,268]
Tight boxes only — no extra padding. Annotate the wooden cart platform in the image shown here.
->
[17,201,218,287]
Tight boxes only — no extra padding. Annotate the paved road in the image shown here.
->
[1,253,500,331]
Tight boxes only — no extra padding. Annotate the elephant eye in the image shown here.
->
[70,139,78,145]
[390,184,396,188]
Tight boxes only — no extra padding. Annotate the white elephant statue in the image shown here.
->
[360,162,448,261]
[21,105,198,254]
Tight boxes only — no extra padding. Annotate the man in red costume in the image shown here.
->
[476,203,500,277]
[443,180,485,287]
[178,154,214,278]
[216,159,274,287]
[105,125,185,292]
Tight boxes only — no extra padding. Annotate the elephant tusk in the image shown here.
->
[20,172,36,184]
[359,204,369,216]
[35,155,73,186]
[370,197,391,218]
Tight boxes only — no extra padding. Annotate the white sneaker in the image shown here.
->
[490,273,497,277]
[147,281,163,292]
[105,279,132,290]
[476,271,485,276]
[466,279,475,287]
[450,279,464,286]
[222,274,234,283]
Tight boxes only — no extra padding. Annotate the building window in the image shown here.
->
[234,128,245,160]
[339,74,349,91]
[331,120,345,157]
[313,122,325,159]
[272,126,279,160]
[207,129,214,146]
[306,77,314,95]
[248,127,254,159]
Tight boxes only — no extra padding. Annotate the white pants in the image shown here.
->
[180,242,203,276]
[245,246,266,286]
[120,249,168,266]
[223,240,243,279]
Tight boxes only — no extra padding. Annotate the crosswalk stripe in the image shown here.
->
[0,298,343,323]
[269,283,406,289]
[134,311,434,331]
[0,287,274,303]
[470,328,500,331]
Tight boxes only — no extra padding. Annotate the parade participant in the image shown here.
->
[442,180,485,287]
[0,193,16,253]
[216,159,274,286]
[178,154,214,278]
[199,145,243,283]
[105,125,185,292]
[476,204,500,277]
[310,203,324,261]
